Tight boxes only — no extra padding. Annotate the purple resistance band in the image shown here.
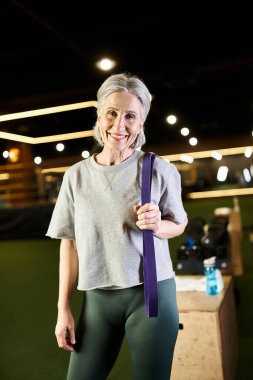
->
[141,152,158,318]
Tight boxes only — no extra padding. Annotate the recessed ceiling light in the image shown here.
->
[166,115,177,125]
[96,58,116,71]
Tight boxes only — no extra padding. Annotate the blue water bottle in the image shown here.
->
[203,256,218,295]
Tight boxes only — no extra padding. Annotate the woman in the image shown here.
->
[46,72,188,380]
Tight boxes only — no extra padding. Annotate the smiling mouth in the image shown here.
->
[109,133,128,140]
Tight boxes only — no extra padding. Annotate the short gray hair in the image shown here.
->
[93,72,151,148]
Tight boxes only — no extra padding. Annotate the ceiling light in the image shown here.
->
[56,143,65,152]
[41,166,70,174]
[162,145,253,161]
[189,137,198,146]
[0,100,97,122]
[96,58,116,71]
[0,130,94,144]
[9,148,20,163]
[81,150,90,159]
[0,100,96,144]
[211,151,222,160]
[166,115,177,125]
[187,188,253,199]
[217,166,228,182]
[244,147,252,158]
[180,154,194,163]
[0,173,10,180]
[180,127,189,136]
[34,156,42,164]
[243,168,251,183]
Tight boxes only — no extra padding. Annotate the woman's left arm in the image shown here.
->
[134,203,188,239]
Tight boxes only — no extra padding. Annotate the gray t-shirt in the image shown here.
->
[46,150,187,290]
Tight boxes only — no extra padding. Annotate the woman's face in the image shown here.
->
[98,92,143,152]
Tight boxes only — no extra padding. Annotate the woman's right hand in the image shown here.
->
[55,308,76,352]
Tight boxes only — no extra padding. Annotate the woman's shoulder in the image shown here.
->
[64,158,90,178]
[139,151,179,180]
[152,154,177,174]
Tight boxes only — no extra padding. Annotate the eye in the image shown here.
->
[126,113,136,119]
[107,110,117,117]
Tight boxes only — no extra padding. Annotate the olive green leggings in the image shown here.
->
[67,278,179,380]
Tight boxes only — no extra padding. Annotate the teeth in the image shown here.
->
[110,134,127,139]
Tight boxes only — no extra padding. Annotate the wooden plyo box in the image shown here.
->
[171,276,238,380]
[215,203,243,276]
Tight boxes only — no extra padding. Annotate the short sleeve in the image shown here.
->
[46,169,75,239]
[157,160,187,225]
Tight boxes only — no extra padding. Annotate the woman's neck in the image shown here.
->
[95,147,134,166]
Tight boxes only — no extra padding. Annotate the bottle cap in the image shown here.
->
[203,256,216,267]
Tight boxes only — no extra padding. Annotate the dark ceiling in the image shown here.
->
[1,1,253,162]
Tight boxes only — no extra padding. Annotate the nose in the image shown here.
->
[113,115,125,132]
